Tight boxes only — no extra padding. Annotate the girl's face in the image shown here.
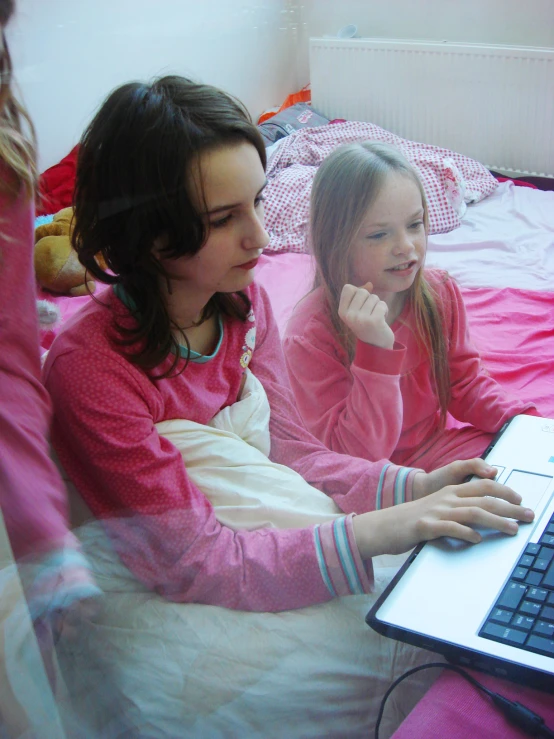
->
[350,171,426,303]
[160,141,269,300]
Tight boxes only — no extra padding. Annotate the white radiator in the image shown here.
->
[310,38,554,177]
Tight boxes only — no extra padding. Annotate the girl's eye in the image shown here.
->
[409,220,424,230]
[255,194,266,208]
[367,232,386,241]
[210,213,232,229]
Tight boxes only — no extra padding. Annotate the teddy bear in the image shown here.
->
[34,207,105,296]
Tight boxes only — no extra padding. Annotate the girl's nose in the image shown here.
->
[393,231,416,255]
[244,212,270,251]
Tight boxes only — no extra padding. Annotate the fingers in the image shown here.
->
[456,457,497,480]
[372,301,389,322]
[339,284,384,320]
[338,285,371,321]
[456,496,534,524]
[454,479,522,505]
[450,505,521,536]
[438,457,497,485]
[338,284,354,318]
[350,290,378,314]
[419,519,482,545]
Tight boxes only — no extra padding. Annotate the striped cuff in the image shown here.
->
[314,515,374,597]
[23,548,101,622]
[375,464,421,509]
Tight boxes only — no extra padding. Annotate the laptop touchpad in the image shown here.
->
[503,469,552,511]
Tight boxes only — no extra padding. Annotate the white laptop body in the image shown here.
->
[367,414,554,691]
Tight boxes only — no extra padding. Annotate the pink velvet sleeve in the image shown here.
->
[249,284,420,513]
[283,317,407,461]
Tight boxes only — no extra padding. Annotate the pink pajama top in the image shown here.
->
[43,281,420,612]
[0,181,98,618]
[283,270,536,466]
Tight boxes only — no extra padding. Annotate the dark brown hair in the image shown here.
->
[0,0,37,198]
[310,141,451,426]
[73,75,267,376]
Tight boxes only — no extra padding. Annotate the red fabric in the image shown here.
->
[496,176,538,190]
[36,145,79,216]
[391,669,554,738]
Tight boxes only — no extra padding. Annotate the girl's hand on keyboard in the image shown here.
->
[352,479,535,558]
[412,457,498,500]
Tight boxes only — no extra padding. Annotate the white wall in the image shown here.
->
[296,0,554,87]
[7,0,554,171]
[7,0,298,170]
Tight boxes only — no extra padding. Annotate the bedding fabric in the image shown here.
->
[254,255,554,420]
[55,371,438,739]
[391,668,554,739]
[36,182,554,356]
[426,182,554,290]
[263,121,498,253]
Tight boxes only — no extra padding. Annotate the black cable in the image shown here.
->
[375,661,554,739]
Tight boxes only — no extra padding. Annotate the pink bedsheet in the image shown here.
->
[40,252,554,419]
[391,668,554,739]
[256,253,554,416]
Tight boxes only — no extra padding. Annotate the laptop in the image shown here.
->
[367,413,554,691]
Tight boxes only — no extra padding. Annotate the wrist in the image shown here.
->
[412,471,428,500]
[360,335,394,350]
[352,509,395,559]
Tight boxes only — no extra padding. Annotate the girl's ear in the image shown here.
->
[152,234,169,258]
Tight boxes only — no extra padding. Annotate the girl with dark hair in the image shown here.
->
[284,141,538,471]
[43,77,532,735]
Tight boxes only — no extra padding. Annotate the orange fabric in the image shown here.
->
[258,109,279,124]
[257,86,311,124]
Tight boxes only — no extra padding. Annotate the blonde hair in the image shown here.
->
[0,2,37,199]
[310,141,451,425]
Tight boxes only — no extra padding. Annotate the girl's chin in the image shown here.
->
[220,271,256,293]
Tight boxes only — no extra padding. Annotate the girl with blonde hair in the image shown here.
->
[284,141,538,471]
[0,0,98,623]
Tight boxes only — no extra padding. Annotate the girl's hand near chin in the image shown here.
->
[338,282,395,350]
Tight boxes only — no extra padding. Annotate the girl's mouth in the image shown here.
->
[236,258,260,270]
[386,260,417,273]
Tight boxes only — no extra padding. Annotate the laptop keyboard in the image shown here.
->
[479,513,554,658]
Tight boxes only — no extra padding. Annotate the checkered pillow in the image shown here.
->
[263,121,497,253]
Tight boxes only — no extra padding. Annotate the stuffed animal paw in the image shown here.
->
[34,207,104,296]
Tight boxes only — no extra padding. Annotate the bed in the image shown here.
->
[33,120,554,739]
[38,125,554,421]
